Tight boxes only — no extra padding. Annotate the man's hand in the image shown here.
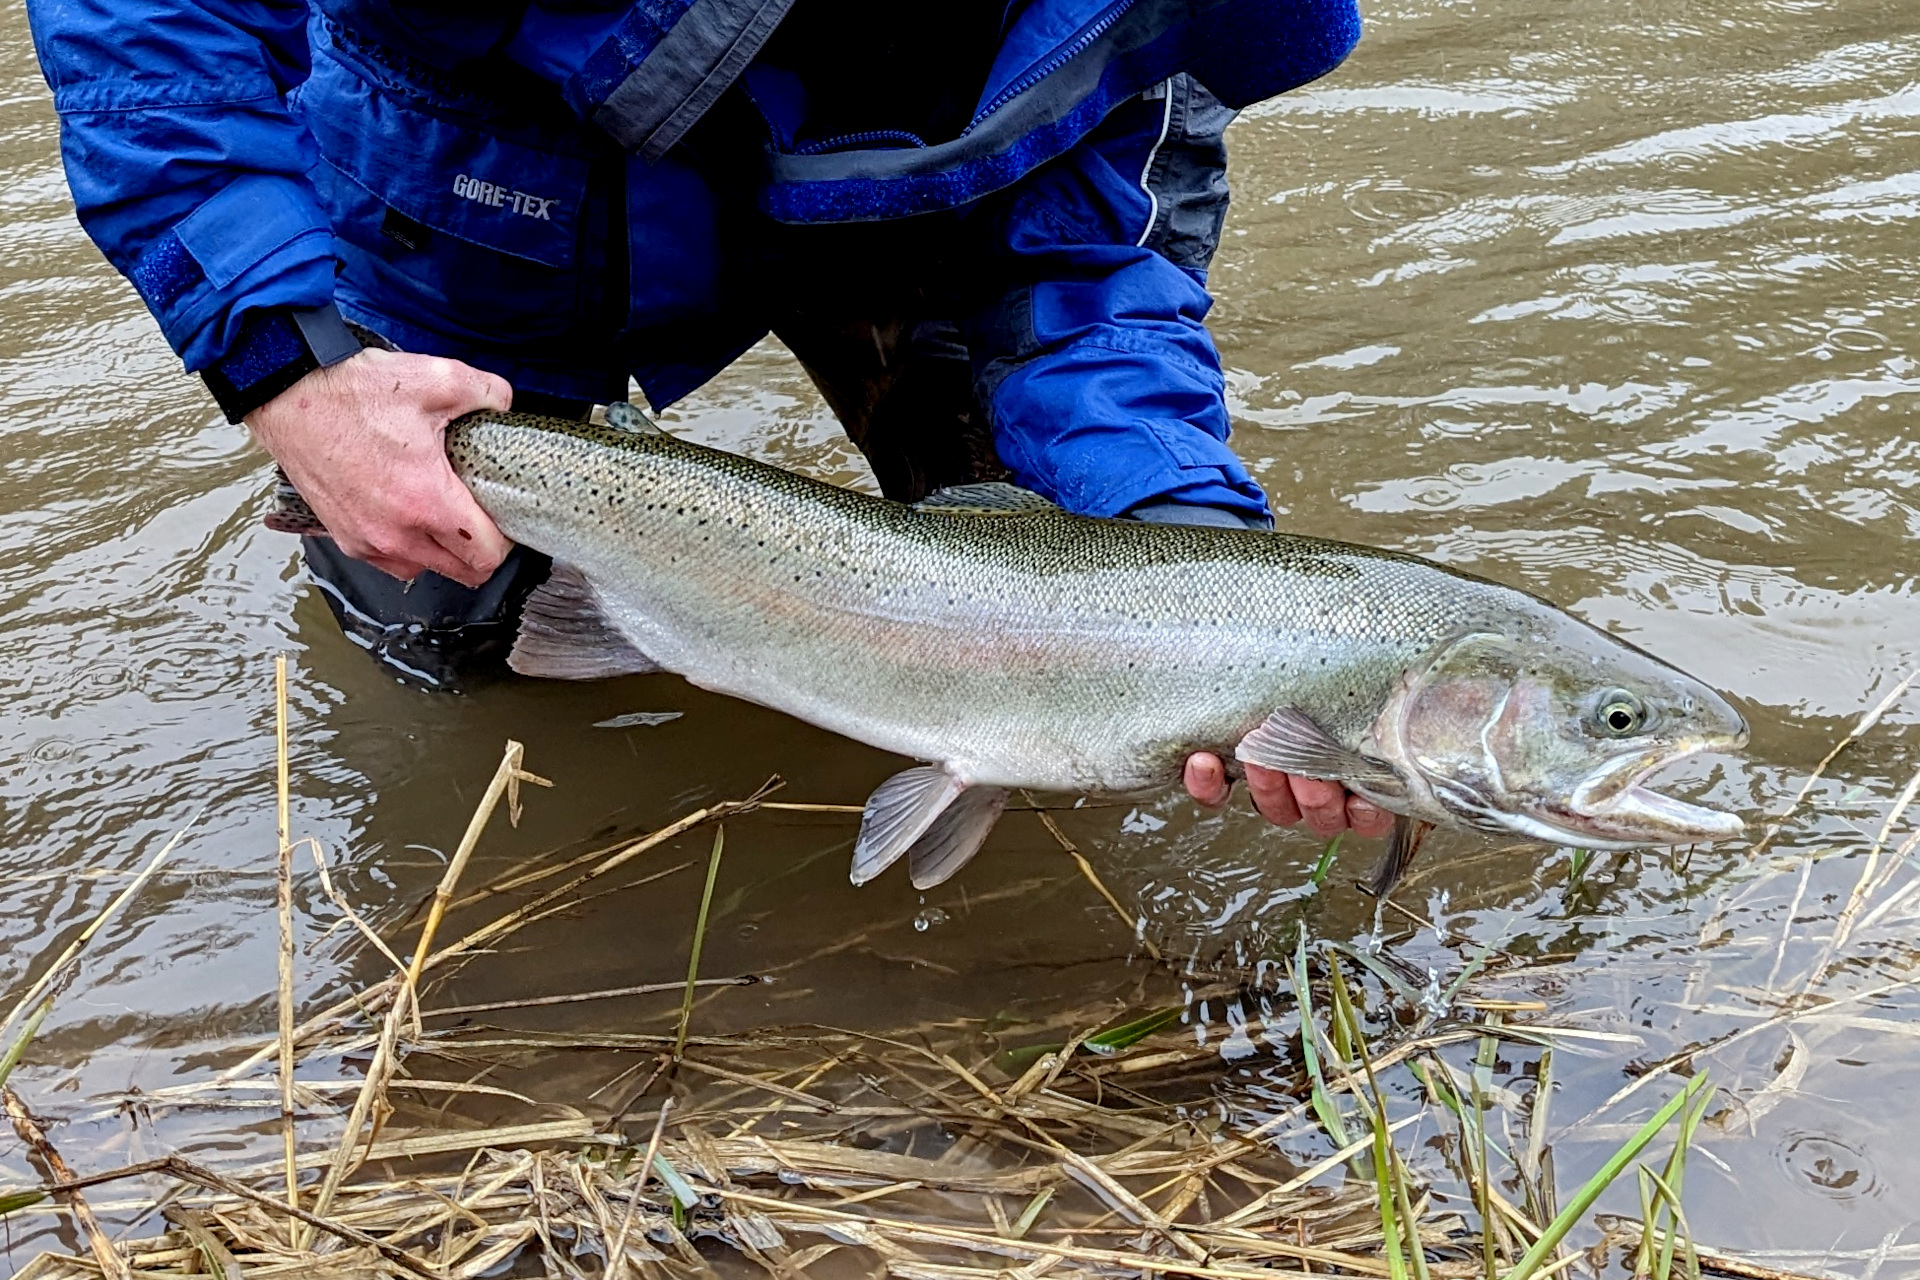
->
[246,348,514,586]
[1183,753,1394,837]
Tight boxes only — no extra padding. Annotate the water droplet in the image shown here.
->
[912,907,949,932]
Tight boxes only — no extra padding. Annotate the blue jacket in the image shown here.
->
[26,0,1359,520]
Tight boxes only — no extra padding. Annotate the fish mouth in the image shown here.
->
[1518,739,1746,850]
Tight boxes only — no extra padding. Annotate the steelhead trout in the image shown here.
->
[280,408,1750,895]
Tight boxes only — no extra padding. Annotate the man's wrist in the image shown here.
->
[202,303,362,424]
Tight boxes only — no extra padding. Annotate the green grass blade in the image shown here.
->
[1290,938,1353,1151]
[0,1190,46,1216]
[672,826,726,1061]
[1500,1073,1711,1280]
[1437,938,1500,1014]
[1635,1167,1659,1278]
[1372,1116,1408,1280]
[1641,1165,1701,1280]
[1009,1187,1053,1239]
[1083,1006,1183,1054]
[1331,941,1426,1008]
[1308,833,1344,888]
[652,1153,701,1210]
[1393,1145,1432,1280]
[1652,1085,1710,1280]
[1331,954,1407,1280]
[0,997,54,1093]
[994,1005,1181,1072]
[1471,1068,1498,1280]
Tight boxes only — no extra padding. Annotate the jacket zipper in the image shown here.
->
[966,0,1140,134]
[793,128,929,156]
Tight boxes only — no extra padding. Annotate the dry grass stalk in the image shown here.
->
[300,739,548,1247]
[5,1086,129,1280]
[4,713,1817,1280]
[1030,800,1162,962]
[274,653,300,1215]
[1751,666,1916,856]
[0,821,195,1046]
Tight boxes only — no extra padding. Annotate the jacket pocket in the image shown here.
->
[298,45,592,340]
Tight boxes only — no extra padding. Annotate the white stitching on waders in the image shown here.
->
[1135,79,1175,249]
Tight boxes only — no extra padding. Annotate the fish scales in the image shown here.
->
[451,414,1557,793]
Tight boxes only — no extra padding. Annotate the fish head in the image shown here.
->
[1382,627,1749,849]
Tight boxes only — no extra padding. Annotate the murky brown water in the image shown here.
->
[5,0,1920,1269]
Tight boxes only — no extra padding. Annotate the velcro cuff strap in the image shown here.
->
[202,303,360,424]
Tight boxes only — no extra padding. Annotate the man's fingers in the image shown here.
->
[1184,754,1231,808]
[1237,763,1395,837]
[465,366,513,414]
[1245,763,1304,827]
[418,356,513,416]
[1289,775,1349,835]
[424,470,513,583]
[1347,796,1395,838]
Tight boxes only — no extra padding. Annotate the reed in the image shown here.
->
[5,665,1894,1280]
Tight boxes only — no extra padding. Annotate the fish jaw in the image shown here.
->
[1511,738,1747,850]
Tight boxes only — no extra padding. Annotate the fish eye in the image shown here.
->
[1594,689,1648,737]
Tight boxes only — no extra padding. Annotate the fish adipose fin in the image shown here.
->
[1360,816,1434,899]
[850,766,967,885]
[1235,708,1398,787]
[907,786,1010,889]
[913,483,1062,517]
[508,563,662,680]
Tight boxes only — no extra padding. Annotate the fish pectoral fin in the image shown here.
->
[912,483,1063,517]
[507,563,663,681]
[850,766,966,885]
[1234,708,1398,787]
[1359,815,1434,899]
[907,787,1010,889]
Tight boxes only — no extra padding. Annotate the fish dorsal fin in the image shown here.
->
[912,483,1061,517]
[603,400,665,435]
[849,766,966,885]
[907,786,1009,889]
[1235,708,1399,787]
[508,563,663,681]
[1359,816,1433,898]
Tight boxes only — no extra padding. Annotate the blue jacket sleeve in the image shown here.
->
[25,0,337,373]
[962,74,1269,524]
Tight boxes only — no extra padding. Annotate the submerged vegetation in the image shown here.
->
[1,667,1916,1279]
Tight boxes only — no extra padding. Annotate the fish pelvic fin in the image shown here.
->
[1359,816,1434,899]
[850,766,966,885]
[907,786,1009,889]
[1235,707,1399,788]
[508,563,663,680]
[912,483,1062,517]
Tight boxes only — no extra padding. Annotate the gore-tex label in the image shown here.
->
[452,173,555,220]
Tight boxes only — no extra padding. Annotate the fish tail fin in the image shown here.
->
[263,469,330,537]
[907,786,1009,889]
